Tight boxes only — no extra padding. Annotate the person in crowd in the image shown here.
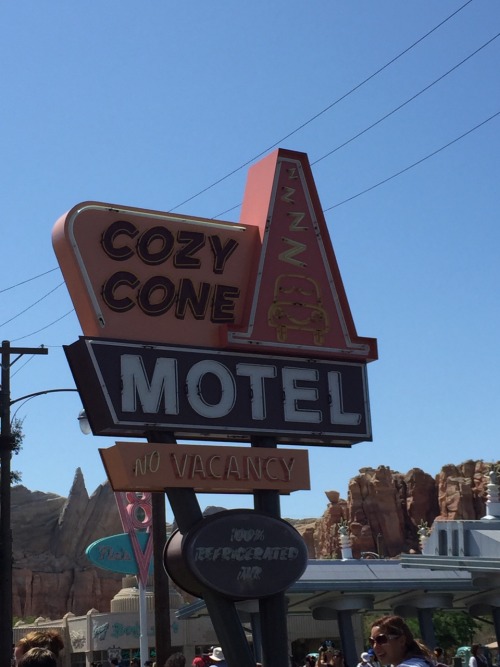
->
[369,615,434,667]
[434,647,447,667]
[304,655,317,667]
[192,648,211,667]
[470,645,488,667]
[208,647,228,667]
[318,646,345,667]
[17,648,57,667]
[131,659,140,667]
[14,630,64,665]
[317,642,337,667]
[164,653,186,667]
[358,653,372,667]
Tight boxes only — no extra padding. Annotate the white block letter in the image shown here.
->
[186,360,236,418]
[121,355,178,414]
[282,367,321,423]
[328,371,361,425]
[236,363,276,420]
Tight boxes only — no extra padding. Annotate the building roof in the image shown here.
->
[176,558,477,620]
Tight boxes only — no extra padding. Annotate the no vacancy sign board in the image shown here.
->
[54,148,377,447]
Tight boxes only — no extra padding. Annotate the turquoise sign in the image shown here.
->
[86,532,153,575]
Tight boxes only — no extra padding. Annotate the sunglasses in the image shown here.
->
[368,634,400,647]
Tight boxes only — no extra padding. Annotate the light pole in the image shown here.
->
[0,340,79,665]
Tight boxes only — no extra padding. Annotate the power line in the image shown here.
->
[11,309,75,343]
[212,30,499,220]
[215,110,500,218]
[167,0,474,213]
[11,354,36,379]
[324,109,500,211]
[311,31,500,167]
[0,267,59,294]
[0,282,65,329]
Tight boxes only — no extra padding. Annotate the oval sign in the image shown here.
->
[164,509,308,600]
[86,532,153,575]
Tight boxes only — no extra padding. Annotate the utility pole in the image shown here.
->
[0,341,48,665]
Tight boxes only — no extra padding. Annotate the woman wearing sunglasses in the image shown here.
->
[369,616,434,667]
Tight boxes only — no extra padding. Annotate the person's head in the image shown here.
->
[17,648,57,667]
[164,652,186,667]
[332,650,345,667]
[131,660,140,667]
[369,615,431,666]
[434,648,444,659]
[472,645,483,657]
[15,631,64,665]
[209,648,225,663]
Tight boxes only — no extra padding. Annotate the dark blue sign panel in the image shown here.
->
[65,337,372,446]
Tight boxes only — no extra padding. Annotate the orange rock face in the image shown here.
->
[299,460,496,559]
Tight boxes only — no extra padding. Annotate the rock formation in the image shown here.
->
[12,468,123,619]
[308,459,497,559]
[10,459,498,619]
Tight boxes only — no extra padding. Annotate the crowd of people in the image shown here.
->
[11,617,496,667]
[301,615,495,667]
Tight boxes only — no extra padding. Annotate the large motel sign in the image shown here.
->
[65,339,371,444]
[52,148,377,667]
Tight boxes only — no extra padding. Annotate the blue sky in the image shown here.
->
[1,1,499,520]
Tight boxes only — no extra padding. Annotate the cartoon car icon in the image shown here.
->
[268,274,329,345]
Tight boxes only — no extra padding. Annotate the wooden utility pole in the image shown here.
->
[0,341,48,665]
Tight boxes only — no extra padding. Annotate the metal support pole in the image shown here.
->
[491,607,500,651]
[252,436,290,667]
[250,613,263,664]
[337,610,357,667]
[417,608,436,650]
[164,464,255,667]
[151,491,170,666]
[148,432,174,667]
[138,579,148,665]
[202,590,255,667]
